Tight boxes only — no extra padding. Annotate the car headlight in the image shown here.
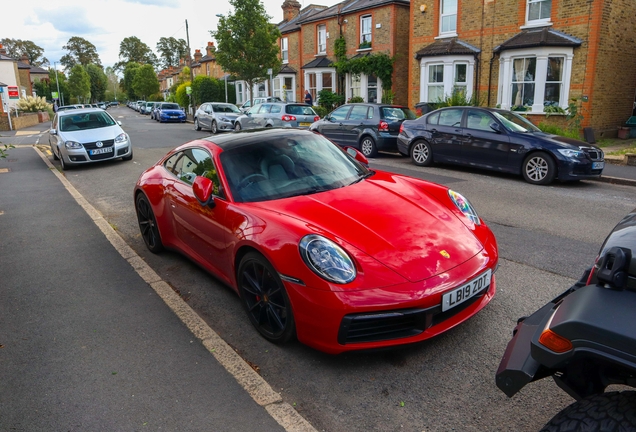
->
[64,141,83,149]
[557,149,584,158]
[299,235,357,284]
[220,117,229,122]
[448,190,481,225]
[115,133,128,143]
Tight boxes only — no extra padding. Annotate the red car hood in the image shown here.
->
[252,174,484,282]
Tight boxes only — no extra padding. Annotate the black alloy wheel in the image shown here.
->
[522,151,556,185]
[410,140,433,166]
[135,193,164,253]
[360,136,378,158]
[237,252,296,344]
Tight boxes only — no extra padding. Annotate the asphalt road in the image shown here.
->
[7,107,636,431]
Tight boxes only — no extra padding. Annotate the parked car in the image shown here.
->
[56,104,83,112]
[496,208,636,430]
[156,102,186,123]
[234,102,319,131]
[109,101,119,107]
[397,106,605,185]
[135,100,145,112]
[134,128,498,354]
[310,103,416,157]
[97,102,107,110]
[239,96,282,113]
[194,102,242,133]
[48,108,133,170]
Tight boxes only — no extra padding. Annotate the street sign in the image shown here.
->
[8,86,19,99]
[186,86,192,95]
[52,91,59,99]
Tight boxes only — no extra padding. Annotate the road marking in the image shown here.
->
[0,168,9,173]
[32,146,317,432]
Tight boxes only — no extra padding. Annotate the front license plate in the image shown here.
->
[299,122,311,127]
[441,269,492,312]
[89,147,113,155]
[592,161,604,170]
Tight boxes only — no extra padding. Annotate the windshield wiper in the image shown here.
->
[349,171,374,185]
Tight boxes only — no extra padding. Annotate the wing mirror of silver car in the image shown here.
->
[50,129,57,135]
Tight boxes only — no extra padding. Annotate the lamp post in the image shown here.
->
[53,61,62,106]
[216,14,229,103]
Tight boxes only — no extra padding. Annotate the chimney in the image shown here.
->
[20,54,30,65]
[206,42,216,56]
[0,44,6,55]
[194,49,202,62]
[282,0,301,22]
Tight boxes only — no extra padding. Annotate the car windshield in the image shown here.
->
[59,111,116,131]
[162,103,180,110]
[285,105,316,115]
[213,104,240,113]
[382,107,417,121]
[493,111,541,133]
[220,133,370,203]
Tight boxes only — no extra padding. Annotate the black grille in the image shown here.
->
[581,148,603,161]
[83,139,114,150]
[338,289,488,345]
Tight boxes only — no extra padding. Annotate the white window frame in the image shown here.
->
[281,37,289,64]
[317,25,327,54]
[360,15,372,45]
[304,68,336,103]
[345,73,383,103]
[236,81,245,105]
[525,0,552,28]
[439,0,458,38]
[419,55,475,103]
[273,74,296,102]
[497,46,574,113]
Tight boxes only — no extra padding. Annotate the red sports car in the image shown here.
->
[134,129,498,354]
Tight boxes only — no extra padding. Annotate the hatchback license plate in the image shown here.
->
[299,122,311,127]
[592,161,604,170]
[89,147,113,155]
[441,269,492,312]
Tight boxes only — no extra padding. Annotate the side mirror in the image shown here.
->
[193,176,216,208]
[490,122,502,133]
[344,146,369,167]
[117,121,122,126]
[50,129,57,135]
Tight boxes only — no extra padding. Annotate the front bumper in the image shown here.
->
[556,158,604,181]
[61,139,132,165]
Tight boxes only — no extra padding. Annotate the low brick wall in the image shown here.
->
[0,112,45,131]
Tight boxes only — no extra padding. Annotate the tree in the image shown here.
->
[115,36,158,70]
[0,38,48,66]
[156,37,188,70]
[60,37,102,70]
[85,64,108,102]
[105,67,121,101]
[132,64,160,99]
[210,0,281,107]
[122,62,141,100]
[68,65,91,103]
[192,75,221,103]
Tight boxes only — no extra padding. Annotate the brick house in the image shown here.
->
[408,0,636,135]
[296,0,411,105]
[191,42,226,80]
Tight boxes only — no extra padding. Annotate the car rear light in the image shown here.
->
[379,120,389,132]
[399,123,404,134]
[314,116,320,122]
[282,115,297,122]
[538,329,573,353]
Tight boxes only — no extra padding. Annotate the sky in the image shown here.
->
[3,0,341,71]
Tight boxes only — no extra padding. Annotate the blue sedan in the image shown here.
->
[157,103,186,123]
[397,106,605,185]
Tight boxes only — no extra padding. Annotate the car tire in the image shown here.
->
[135,193,164,253]
[410,140,433,167]
[59,153,71,170]
[235,122,242,131]
[360,136,378,158]
[541,392,636,432]
[51,145,59,160]
[237,252,296,344]
[211,120,218,134]
[522,151,556,185]
[122,149,133,161]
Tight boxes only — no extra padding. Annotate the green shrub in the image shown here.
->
[317,90,344,111]
[16,96,51,112]
[313,106,329,118]
[348,96,364,103]
[537,122,581,139]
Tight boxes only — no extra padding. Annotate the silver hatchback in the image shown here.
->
[234,103,319,131]
[194,102,241,134]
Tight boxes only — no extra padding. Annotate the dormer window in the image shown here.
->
[526,0,551,26]
[440,0,457,36]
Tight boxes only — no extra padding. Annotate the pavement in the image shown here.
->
[0,144,314,431]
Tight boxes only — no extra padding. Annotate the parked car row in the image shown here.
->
[127,100,187,123]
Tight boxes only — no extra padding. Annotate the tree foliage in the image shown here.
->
[132,64,160,99]
[115,36,157,71]
[85,64,108,102]
[156,37,188,69]
[68,65,91,102]
[60,37,102,70]
[0,38,48,66]
[34,68,70,103]
[104,67,121,101]
[122,62,141,100]
[175,81,191,108]
[210,0,281,106]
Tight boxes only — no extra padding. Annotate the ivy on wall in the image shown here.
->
[332,36,395,101]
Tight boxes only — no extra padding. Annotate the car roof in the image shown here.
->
[201,128,317,151]
[57,107,109,116]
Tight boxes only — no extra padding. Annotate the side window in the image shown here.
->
[164,152,182,175]
[438,109,463,127]
[259,104,272,114]
[191,148,224,198]
[466,110,495,132]
[427,112,440,125]
[270,105,282,114]
[330,106,350,121]
[348,105,368,121]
